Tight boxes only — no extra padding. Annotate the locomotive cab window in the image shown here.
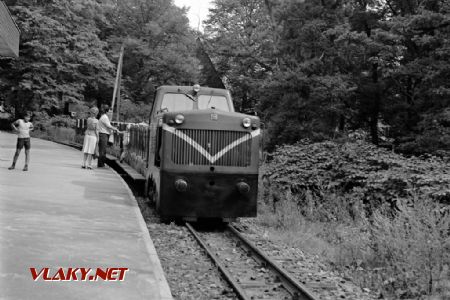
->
[160,93,195,112]
[197,95,230,111]
[160,93,231,112]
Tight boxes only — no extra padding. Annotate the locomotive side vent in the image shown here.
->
[172,129,252,167]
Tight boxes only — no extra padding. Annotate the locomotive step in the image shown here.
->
[106,154,146,196]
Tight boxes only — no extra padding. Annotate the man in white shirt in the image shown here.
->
[8,112,34,171]
[97,105,118,168]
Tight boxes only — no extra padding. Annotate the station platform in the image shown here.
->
[0,132,173,300]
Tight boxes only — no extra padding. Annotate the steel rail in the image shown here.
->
[227,224,319,300]
[185,223,250,300]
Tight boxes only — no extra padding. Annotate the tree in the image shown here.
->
[0,0,202,121]
[104,0,201,104]
[1,0,115,115]
[204,0,275,111]
[204,0,450,155]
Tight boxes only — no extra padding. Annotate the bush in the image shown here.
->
[31,114,77,142]
[257,140,450,298]
[32,113,76,130]
[263,140,450,215]
[33,126,76,143]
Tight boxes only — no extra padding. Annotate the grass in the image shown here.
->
[255,183,450,299]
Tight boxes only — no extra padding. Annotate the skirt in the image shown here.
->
[82,135,97,154]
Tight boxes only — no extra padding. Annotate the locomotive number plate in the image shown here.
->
[210,113,218,121]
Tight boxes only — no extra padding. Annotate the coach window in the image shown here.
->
[197,95,230,111]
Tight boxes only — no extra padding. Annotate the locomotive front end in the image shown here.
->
[158,108,260,221]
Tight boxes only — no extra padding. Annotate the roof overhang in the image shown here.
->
[0,1,19,57]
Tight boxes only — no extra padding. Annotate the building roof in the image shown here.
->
[0,1,19,57]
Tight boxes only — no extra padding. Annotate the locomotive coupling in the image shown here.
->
[175,178,188,192]
[236,182,250,194]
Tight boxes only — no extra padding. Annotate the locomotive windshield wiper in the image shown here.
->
[183,93,196,102]
[206,95,213,108]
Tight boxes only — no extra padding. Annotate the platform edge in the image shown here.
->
[109,168,174,300]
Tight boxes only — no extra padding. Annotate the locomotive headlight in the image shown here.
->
[242,117,251,128]
[236,182,250,194]
[175,179,188,192]
[193,84,201,93]
[175,114,185,124]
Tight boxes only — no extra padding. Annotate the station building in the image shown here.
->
[0,1,19,57]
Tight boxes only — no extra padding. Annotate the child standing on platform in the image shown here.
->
[119,124,131,163]
[8,112,34,171]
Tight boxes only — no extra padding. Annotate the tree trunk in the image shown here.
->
[369,115,379,145]
[370,63,380,145]
[339,114,345,131]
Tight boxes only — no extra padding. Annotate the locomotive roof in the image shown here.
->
[157,85,230,96]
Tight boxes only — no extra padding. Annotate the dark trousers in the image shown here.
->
[98,133,109,167]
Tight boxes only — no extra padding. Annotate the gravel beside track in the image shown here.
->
[236,220,378,300]
[136,197,237,300]
[136,196,378,300]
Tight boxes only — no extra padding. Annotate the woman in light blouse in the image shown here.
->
[81,106,99,169]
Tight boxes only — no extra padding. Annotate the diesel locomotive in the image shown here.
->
[145,85,261,222]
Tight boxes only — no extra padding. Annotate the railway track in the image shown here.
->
[186,222,319,300]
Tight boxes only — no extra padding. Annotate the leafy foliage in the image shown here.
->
[263,140,450,215]
[204,0,450,155]
[0,0,200,119]
[105,0,200,104]
[204,0,276,111]
[2,0,115,114]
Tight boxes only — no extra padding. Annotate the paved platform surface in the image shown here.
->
[0,132,173,300]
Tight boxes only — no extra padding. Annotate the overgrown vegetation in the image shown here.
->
[30,114,77,143]
[204,0,450,155]
[1,0,200,123]
[257,140,450,298]
[263,139,450,210]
